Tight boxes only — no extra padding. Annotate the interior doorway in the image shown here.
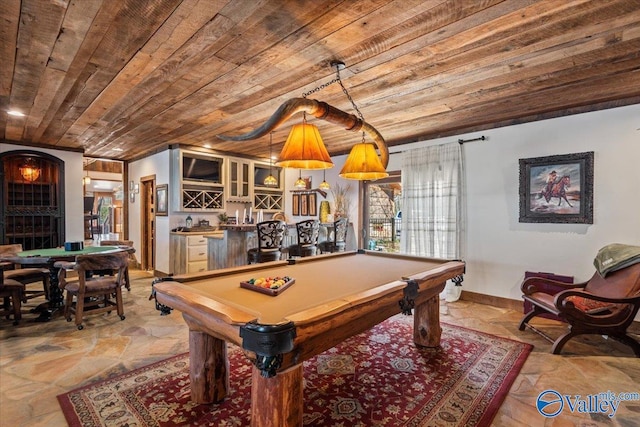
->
[140,176,156,271]
[83,158,124,240]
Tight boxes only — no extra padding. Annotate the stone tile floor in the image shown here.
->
[1,270,639,426]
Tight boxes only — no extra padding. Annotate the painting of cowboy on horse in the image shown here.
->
[539,170,572,206]
[520,151,593,224]
[529,164,581,214]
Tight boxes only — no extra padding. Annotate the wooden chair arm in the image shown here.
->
[555,290,640,307]
[56,261,77,290]
[520,276,587,295]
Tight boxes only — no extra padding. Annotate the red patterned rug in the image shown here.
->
[58,317,532,426]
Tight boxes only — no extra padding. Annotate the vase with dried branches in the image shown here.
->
[331,183,352,220]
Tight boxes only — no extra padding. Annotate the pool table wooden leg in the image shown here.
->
[250,364,303,427]
[413,294,442,347]
[189,330,229,404]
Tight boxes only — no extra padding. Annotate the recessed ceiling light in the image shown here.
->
[7,110,25,117]
[203,144,212,149]
[112,147,124,151]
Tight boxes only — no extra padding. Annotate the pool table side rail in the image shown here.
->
[169,251,360,284]
[401,260,466,286]
[153,281,257,345]
[169,259,290,283]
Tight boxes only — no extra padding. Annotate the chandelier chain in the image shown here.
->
[302,78,339,98]
[301,63,365,124]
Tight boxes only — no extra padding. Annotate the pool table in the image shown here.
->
[153,250,465,427]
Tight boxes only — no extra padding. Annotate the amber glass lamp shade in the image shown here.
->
[276,123,333,169]
[339,143,389,180]
[318,169,330,190]
[263,174,278,187]
[19,158,41,182]
[294,174,307,189]
[318,179,331,190]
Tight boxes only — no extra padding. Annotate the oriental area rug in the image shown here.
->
[58,317,532,426]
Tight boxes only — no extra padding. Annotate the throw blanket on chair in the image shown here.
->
[594,243,640,277]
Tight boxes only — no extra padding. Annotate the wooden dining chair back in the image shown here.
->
[0,271,25,325]
[0,244,49,300]
[519,260,640,357]
[318,218,348,253]
[247,220,287,264]
[289,219,320,257]
[100,240,136,290]
[59,252,129,330]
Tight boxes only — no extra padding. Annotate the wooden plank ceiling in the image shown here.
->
[2,0,640,162]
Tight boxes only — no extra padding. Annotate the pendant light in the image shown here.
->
[294,170,307,189]
[263,132,278,187]
[318,169,330,190]
[82,159,91,185]
[276,112,333,169]
[339,137,388,180]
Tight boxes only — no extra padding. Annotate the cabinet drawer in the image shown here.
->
[187,235,207,246]
[187,260,208,273]
[187,246,207,261]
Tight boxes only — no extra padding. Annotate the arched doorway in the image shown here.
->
[1,150,65,250]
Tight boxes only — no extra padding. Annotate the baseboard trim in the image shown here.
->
[460,290,523,312]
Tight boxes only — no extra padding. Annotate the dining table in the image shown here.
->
[1,245,133,322]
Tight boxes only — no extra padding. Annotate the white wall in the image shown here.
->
[386,104,640,301]
[128,150,171,272]
[282,163,359,232]
[0,143,85,242]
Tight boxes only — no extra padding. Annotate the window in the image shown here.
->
[363,171,402,253]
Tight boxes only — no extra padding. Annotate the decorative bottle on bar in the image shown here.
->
[319,201,330,223]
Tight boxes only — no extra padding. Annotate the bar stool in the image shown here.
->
[318,218,348,253]
[247,220,287,264]
[288,219,319,257]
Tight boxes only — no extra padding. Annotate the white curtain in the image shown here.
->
[400,142,465,260]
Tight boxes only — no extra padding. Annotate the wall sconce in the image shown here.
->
[129,181,137,203]
[19,158,41,182]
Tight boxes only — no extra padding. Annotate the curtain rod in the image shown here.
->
[389,135,486,155]
[458,136,485,145]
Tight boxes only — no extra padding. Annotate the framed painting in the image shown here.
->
[519,151,593,224]
[308,193,317,216]
[300,193,309,216]
[156,184,168,216]
[292,193,300,216]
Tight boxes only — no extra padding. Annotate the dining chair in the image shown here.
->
[58,251,129,330]
[318,218,348,253]
[0,271,25,325]
[100,240,136,290]
[288,219,320,257]
[0,244,49,300]
[247,220,287,264]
